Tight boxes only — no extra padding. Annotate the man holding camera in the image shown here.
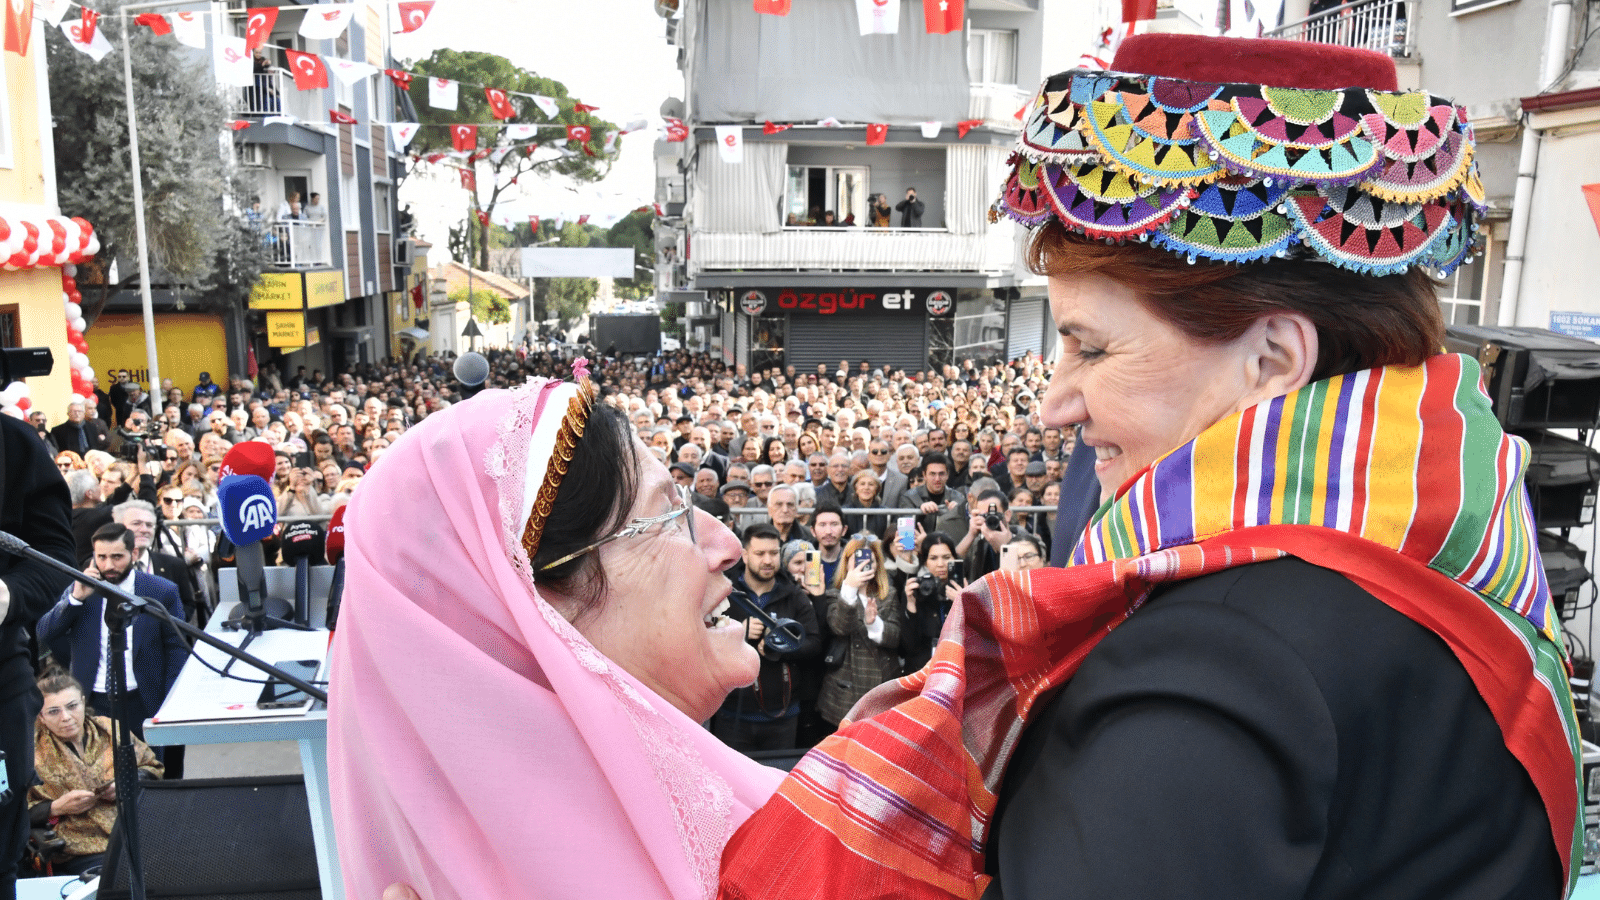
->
[957,488,1023,581]
[894,187,924,228]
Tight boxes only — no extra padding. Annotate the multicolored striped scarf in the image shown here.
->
[718,353,1582,900]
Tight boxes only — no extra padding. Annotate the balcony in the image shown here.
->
[1265,0,1416,57]
[969,83,1032,132]
[235,70,324,123]
[263,220,331,268]
[689,226,1016,274]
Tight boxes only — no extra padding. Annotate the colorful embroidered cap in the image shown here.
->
[996,34,1484,277]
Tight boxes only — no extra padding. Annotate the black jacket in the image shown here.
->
[718,564,822,721]
[984,557,1560,899]
[49,419,110,456]
[894,197,925,227]
[0,415,76,699]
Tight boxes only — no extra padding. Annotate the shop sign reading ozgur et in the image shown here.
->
[737,287,954,318]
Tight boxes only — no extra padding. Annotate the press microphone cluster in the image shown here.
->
[216,442,291,630]
[325,505,346,632]
[278,521,325,628]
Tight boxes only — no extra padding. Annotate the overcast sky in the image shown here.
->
[390,0,681,255]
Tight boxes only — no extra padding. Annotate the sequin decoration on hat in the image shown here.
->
[996,67,1484,277]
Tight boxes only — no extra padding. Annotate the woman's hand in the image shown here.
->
[944,581,964,604]
[383,886,422,900]
[52,790,97,816]
[904,578,918,614]
[96,780,117,802]
[863,595,879,625]
[843,559,872,589]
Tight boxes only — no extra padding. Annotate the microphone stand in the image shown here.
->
[4,531,329,900]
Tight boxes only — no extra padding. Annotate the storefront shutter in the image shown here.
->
[1006,297,1048,360]
[787,314,928,376]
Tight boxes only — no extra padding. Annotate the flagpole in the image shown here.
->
[120,3,162,419]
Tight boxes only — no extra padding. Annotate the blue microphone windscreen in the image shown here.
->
[218,475,278,545]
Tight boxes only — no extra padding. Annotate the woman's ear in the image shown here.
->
[1242,312,1319,404]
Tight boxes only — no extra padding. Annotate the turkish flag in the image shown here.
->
[231,120,253,131]
[664,117,688,142]
[469,148,491,162]
[452,124,478,151]
[394,0,433,33]
[411,281,425,308]
[763,121,791,134]
[244,7,278,51]
[754,0,790,13]
[956,118,983,138]
[424,152,446,163]
[78,7,97,43]
[133,12,170,35]
[284,49,329,90]
[385,68,413,90]
[485,88,516,120]
[528,215,540,233]
[866,123,888,145]
[1584,184,1600,240]
[923,0,961,33]
[475,210,489,227]
[578,214,591,225]
[566,124,591,143]
[573,102,599,113]
[329,109,357,124]
[5,0,34,54]
[1122,0,1156,21]
[459,168,477,191]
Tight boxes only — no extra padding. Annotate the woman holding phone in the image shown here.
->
[817,536,902,727]
[900,532,963,676]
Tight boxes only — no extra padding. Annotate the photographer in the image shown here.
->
[900,532,963,676]
[894,187,924,228]
[276,466,325,518]
[868,193,892,228]
[956,487,1021,581]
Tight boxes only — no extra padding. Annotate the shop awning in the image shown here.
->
[397,326,429,341]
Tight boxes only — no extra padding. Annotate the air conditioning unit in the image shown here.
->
[394,238,413,267]
[236,143,270,168]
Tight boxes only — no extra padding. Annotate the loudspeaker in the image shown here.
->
[1539,530,1590,618]
[98,775,319,899]
[1445,325,1600,430]
[1517,431,1600,529]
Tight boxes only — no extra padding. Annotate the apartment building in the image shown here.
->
[660,0,1112,375]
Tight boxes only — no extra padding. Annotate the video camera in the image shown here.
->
[0,348,52,384]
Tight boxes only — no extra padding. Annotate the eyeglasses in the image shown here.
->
[1014,552,1041,563]
[538,483,697,572]
[42,700,82,719]
[869,449,889,456]
[161,496,184,506]
[751,479,774,488]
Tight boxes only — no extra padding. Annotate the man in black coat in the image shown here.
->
[0,412,77,897]
[895,187,924,227]
[48,399,110,457]
[712,524,821,753]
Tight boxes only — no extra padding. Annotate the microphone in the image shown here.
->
[453,352,489,399]
[325,505,346,632]
[218,440,276,481]
[278,521,325,627]
[726,587,805,654]
[0,529,326,702]
[217,473,289,628]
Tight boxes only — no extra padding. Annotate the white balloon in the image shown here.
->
[0,385,20,403]
[12,383,28,399]
[71,316,86,332]
[81,367,94,381]
[63,263,76,276]
[70,351,88,369]
[65,301,81,319]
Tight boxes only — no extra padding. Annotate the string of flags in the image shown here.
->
[755,0,967,35]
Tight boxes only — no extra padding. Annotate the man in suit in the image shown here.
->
[37,524,189,755]
[865,439,910,509]
[48,399,111,457]
[112,500,199,624]
[0,412,77,898]
[65,471,112,567]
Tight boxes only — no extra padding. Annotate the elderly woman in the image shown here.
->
[28,671,162,876]
[840,469,888,539]
[330,373,782,899]
[720,35,1582,899]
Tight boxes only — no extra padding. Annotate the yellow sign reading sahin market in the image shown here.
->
[249,272,304,310]
[266,311,307,348]
[304,269,344,308]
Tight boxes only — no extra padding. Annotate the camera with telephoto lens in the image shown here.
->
[983,509,1003,532]
[917,571,940,596]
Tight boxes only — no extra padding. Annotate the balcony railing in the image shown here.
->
[689,227,1016,274]
[969,83,1032,132]
[1265,0,1416,57]
[262,220,331,268]
[235,69,323,123]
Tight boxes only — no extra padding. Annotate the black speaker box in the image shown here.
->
[99,775,319,900]
[1517,431,1600,529]
[1445,325,1600,430]
[1539,530,1590,617]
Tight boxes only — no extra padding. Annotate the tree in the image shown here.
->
[47,23,268,325]
[405,50,620,270]
[449,286,510,325]
[605,211,656,301]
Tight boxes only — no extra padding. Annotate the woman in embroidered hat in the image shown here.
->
[718,34,1581,900]
[327,368,783,899]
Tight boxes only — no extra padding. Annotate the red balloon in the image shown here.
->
[15,398,30,412]
[67,290,82,304]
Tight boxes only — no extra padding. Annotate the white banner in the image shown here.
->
[60,18,113,61]
[214,35,254,87]
[327,58,377,85]
[504,124,538,140]
[169,11,206,49]
[389,122,420,150]
[428,77,459,111]
[919,121,942,138]
[519,247,635,278]
[528,95,559,118]
[714,125,744,164]
[35,0,70,26]
[856,0,901,34]
[298,3,354,40]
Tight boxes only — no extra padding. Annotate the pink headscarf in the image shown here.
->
[327,379,782,900]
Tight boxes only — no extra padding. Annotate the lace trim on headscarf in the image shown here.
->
[485,380,734,897]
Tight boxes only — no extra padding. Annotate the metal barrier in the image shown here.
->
[1265,0,1415,57]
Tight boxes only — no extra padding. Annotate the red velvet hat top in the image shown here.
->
[994,35,1483,277]
[1112,34,1398,92]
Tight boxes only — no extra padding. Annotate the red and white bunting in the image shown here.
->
[133,12,170,35]
[505,124,538,140]
[566,124,591,143]
[485,88,516,120]
[5,0,35,56]
[714,125,743,164]
[389,122,420,150]
[394,0,434,33]
[385,68,413,90]
[60,16,111,60]
[528,95,559,118]
[244,7,278,51]
[330,109,358,125]
[284,49,329,90]
[923,0,961,33]
[856,0,900,34]
[451,124,478,151]
[866,123,888,145]
[754,0,791,13]
[920,121,942,138]
[955,118,984,139]
[298,3,354,40]
[214,35,254,87]
[663,117,688,142]
[328,58,378,85]
[428,77,458,111]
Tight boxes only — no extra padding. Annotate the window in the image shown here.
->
[953,293,1006,365]
[1438,244,1488,326]
[342,172,360,231]
[0,305,18,347]
[374,183,391,232]
[785,166,869,226]
[968,29,1018,86]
